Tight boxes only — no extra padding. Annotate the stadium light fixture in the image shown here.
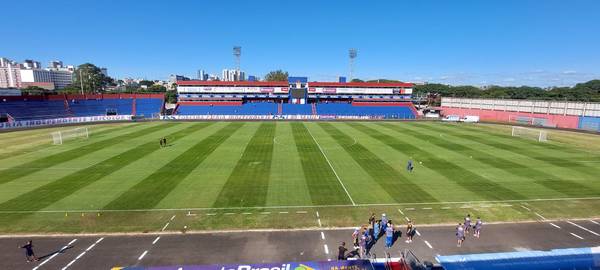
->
[349,48,357,81]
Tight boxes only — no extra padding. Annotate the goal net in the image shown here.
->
[511,126,548,142]
[51,127,89,145]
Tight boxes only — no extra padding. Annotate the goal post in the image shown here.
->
[511,126,548,142]
[51,127,89,145]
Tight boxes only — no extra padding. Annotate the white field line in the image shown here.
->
[138,250,148,261]
[424,240,433,249]
[549,223,561,229]
[279,211,288,214]
[152,236,160,245]
[161,222,170,231]
[405,216,410,222]
[316,211,320,218]
[296,211,307,214]
[405,208,415,211]
[422,207,432,210]
[591,220,600,225]
[33,239,77,270]
[415,230,421,236]
[170,215,176,221]
[61,238,103,270]
[317,218,322,227]
[305,125,356,206]
[324,244,329,255]
[398,209,405,215]
[321,231,325,240]
[206,213,216,216]
[567,221,600,236]
[4,196,600,213]
[441,207,451,210]
[520,205,531,211]
[570,232,584,240]
[534,212,547,220]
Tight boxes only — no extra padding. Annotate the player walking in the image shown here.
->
[456,223,465,247]
[474,217,483,238]
[464,214,472,235]
[20,240,38,262]
[406,159,414,173]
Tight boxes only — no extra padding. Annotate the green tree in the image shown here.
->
[165,91,177,103]
[264,70,288,81]
[73,63,111,93]
[351,78,364,82]
[139,80,154,87]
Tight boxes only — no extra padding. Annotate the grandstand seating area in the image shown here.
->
[317,102,416,119]
[0,94,164,121]
[175,101,417,119]
[177,102,278,115]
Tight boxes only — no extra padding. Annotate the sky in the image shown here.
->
[2,0,600,87]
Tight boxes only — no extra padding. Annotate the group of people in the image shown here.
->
[455,214,483,247]
[338,213,417,260]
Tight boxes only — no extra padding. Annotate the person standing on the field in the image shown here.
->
[338,242,348,260]
[373,220,381,240]
[474,217,483,238]
[381,213,388,232]
[405,220,415,243]
[385,221,394,248]
[159,138,163,147]
[163,137,167,147]
[407,159,414,172]
[20,240,38,262]
[456,223,465,247]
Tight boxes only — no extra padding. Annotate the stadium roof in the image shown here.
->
[177,81,288,87]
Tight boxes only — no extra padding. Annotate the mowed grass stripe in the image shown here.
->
[104,122,244,210]
[213,122,276,207]
[430,124,600,177]
[0,123,206,212]
[414,124,599,196]
[318,122,436,203]
[0,123,139,161]
[0,123,171,185]
[356,123,526,201]
[291,122,352,205]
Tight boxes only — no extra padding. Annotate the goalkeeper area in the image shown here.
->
[0,121,599,233]
[51,127,90,145]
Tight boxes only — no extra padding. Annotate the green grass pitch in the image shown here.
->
[0,121,599,233]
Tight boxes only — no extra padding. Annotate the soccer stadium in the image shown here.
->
[1,76,600,270]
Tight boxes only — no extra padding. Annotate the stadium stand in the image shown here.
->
[282,103,313,115]
[317,102,416,119]
[177,102,278,115]
[0,93,164,121]
[175,80,418,119]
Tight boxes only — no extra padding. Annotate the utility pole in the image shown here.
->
[79,69,84,95]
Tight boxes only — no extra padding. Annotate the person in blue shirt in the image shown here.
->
[407,159,414,172]
[385,221,394,248]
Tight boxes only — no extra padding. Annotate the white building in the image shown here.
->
[221,69,245,81]
[0,58,22,88]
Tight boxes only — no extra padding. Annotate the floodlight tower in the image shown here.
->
[233,46,242,72]
[349,48,357,81]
